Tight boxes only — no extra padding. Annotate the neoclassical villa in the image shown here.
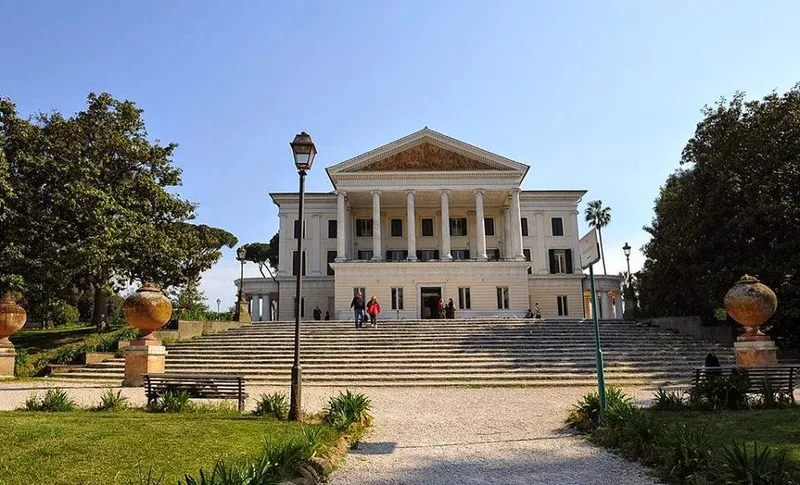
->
[238,128,623,321]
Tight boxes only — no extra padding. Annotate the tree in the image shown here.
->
[242,233,280,280]
[584,200,611,274]
[637,85,800,347]
[0,93,237,330]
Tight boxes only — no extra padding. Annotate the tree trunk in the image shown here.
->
[92,283,109,332]
[598,228,607,275]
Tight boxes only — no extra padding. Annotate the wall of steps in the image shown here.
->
[62,319,733,386]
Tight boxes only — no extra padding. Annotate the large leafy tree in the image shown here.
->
[0,93,236,329]
[242,233,279,279]
[638,85,800,347]
[584,200,611,274]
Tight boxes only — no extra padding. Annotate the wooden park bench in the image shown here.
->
[692,365,798,402]
[144,373,248,411]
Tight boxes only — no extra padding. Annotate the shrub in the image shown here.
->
[324,390,374,431]
[652,388,686,411]
[620,407,659,461]
[721,441,795,485]
[95,389,129,411]
[689,373,750,410]
[14,349,34,377]
[23,388,77,412]
[149,391,192,413]
[252,392,289,420]
[753,378,793,410]
[658,424,715,482]
[566,387,631,432]
[52,300,80,327]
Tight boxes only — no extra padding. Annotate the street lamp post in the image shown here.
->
[216,298,221,315]
[622,242,632,286]
[235,247,247,320]
[289,131,317,422]
[622,242,633,320]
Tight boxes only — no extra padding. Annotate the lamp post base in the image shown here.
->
[289,365,303,421]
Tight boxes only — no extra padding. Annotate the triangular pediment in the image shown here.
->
[345,142,506,172]
[327,128,529,176]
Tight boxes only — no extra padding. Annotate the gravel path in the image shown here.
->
[0,381,662,484]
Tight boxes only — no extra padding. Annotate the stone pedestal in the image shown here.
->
[123,339,166,387]
[0,347,15,378]
[236,299,252,323]
[734,337,778,367]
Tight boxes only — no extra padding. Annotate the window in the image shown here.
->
[552,217,564,236]
[292,251,306,276]
[294,297,305,318]
[421,218,434,237]
[451,249,470,260]
[496,287,510,309]
[557,295,569,316]
[356,219,373,237]
[484,218,495,236]
[523,248,532,274]
[548,249,573,274]
[391,288,404,310]
[328,220,337,239]
[293,220,306,239]
[486,248,500,260]
[416,249,439,261]
[521,218,529,237]
[326,251,336,276]
[458,287,471,310]
[357,250,373,260]
[386,250,408,261]
[450,218,468,236]
[390,219,403,237]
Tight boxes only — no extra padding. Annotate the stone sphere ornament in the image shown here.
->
[0,293,27,347]
[724,275,778,338]
[123,283,173,339]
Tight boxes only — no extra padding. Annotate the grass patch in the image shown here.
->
[650,407,800,471]
[10,325,96,354]
[0,410,339,485]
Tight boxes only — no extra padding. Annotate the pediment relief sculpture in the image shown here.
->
[351,142,510,172]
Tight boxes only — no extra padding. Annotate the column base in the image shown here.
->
[734,338,778,367]
[0,347,16,378]
[334,257,347,263]
[123,340,167,387]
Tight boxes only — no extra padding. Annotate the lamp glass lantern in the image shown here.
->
[236,247,247,261]
[622,242,631,258]
[290,131,317,171]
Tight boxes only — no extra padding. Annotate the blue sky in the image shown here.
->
[2,0,799,309]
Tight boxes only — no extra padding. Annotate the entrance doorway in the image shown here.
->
[420,287,442,319]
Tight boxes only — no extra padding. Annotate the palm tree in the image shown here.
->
[584,200,611,274]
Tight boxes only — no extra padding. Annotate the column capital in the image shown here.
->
[370,189,382,197]
[311,213,322,219]
[473,188,486,196]
[509,188,522,195]
[440,189,451,196]
[336,189,347,197]
[501,206,510,213]
[405,189,416,196]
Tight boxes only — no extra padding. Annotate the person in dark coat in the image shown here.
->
[350,291,365,328]
[313,306,321,321]
[324,311,330,321]
[445,299,456,319]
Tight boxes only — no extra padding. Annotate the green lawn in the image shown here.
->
[651,407,800,470]
[10,325,96,354]
[0,411,338,485]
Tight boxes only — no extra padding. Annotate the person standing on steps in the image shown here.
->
[350,291,365,328]
[366,295,381,328]
[437,298,445,319]
[445,298,455,319]
[534,302,541,319]
[324,310,330,321]
[313,306,321,321]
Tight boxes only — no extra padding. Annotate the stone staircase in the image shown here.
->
[60,319,733,386]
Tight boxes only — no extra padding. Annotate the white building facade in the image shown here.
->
[239,128,623,321]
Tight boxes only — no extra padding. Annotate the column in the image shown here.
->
[406,190,417,260]
[440,189,452,261]
[311,214,321,275]
[602,292,612,320]
[535,213,547,273]
[371,190,382,260]
[264,296,271,321]
[251,295,261,321]
[571,210,582,273]
[335,190,346,261]
[615,294,624,319]
[502,207,511,258]
[474,189,488,260]
[509,189,525,260]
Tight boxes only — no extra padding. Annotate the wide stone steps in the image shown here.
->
[62,319,732,386]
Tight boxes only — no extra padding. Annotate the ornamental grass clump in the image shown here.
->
[22,388,77,412]
[323,390,374,432]
[94,389,130,411]
[721,441,795,485]
[252,392,289,420]
[658,424,715,483]
[652,388,686,411]
[566,386,630,432]
[148,390,192,413]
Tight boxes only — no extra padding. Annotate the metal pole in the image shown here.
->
[625,254,631,288]
[236,260,244,320]
[289,169,306,421]
[589,264,607,412]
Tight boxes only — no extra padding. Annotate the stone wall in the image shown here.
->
[641,315,737,346]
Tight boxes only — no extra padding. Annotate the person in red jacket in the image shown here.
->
[366,295,381,328]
